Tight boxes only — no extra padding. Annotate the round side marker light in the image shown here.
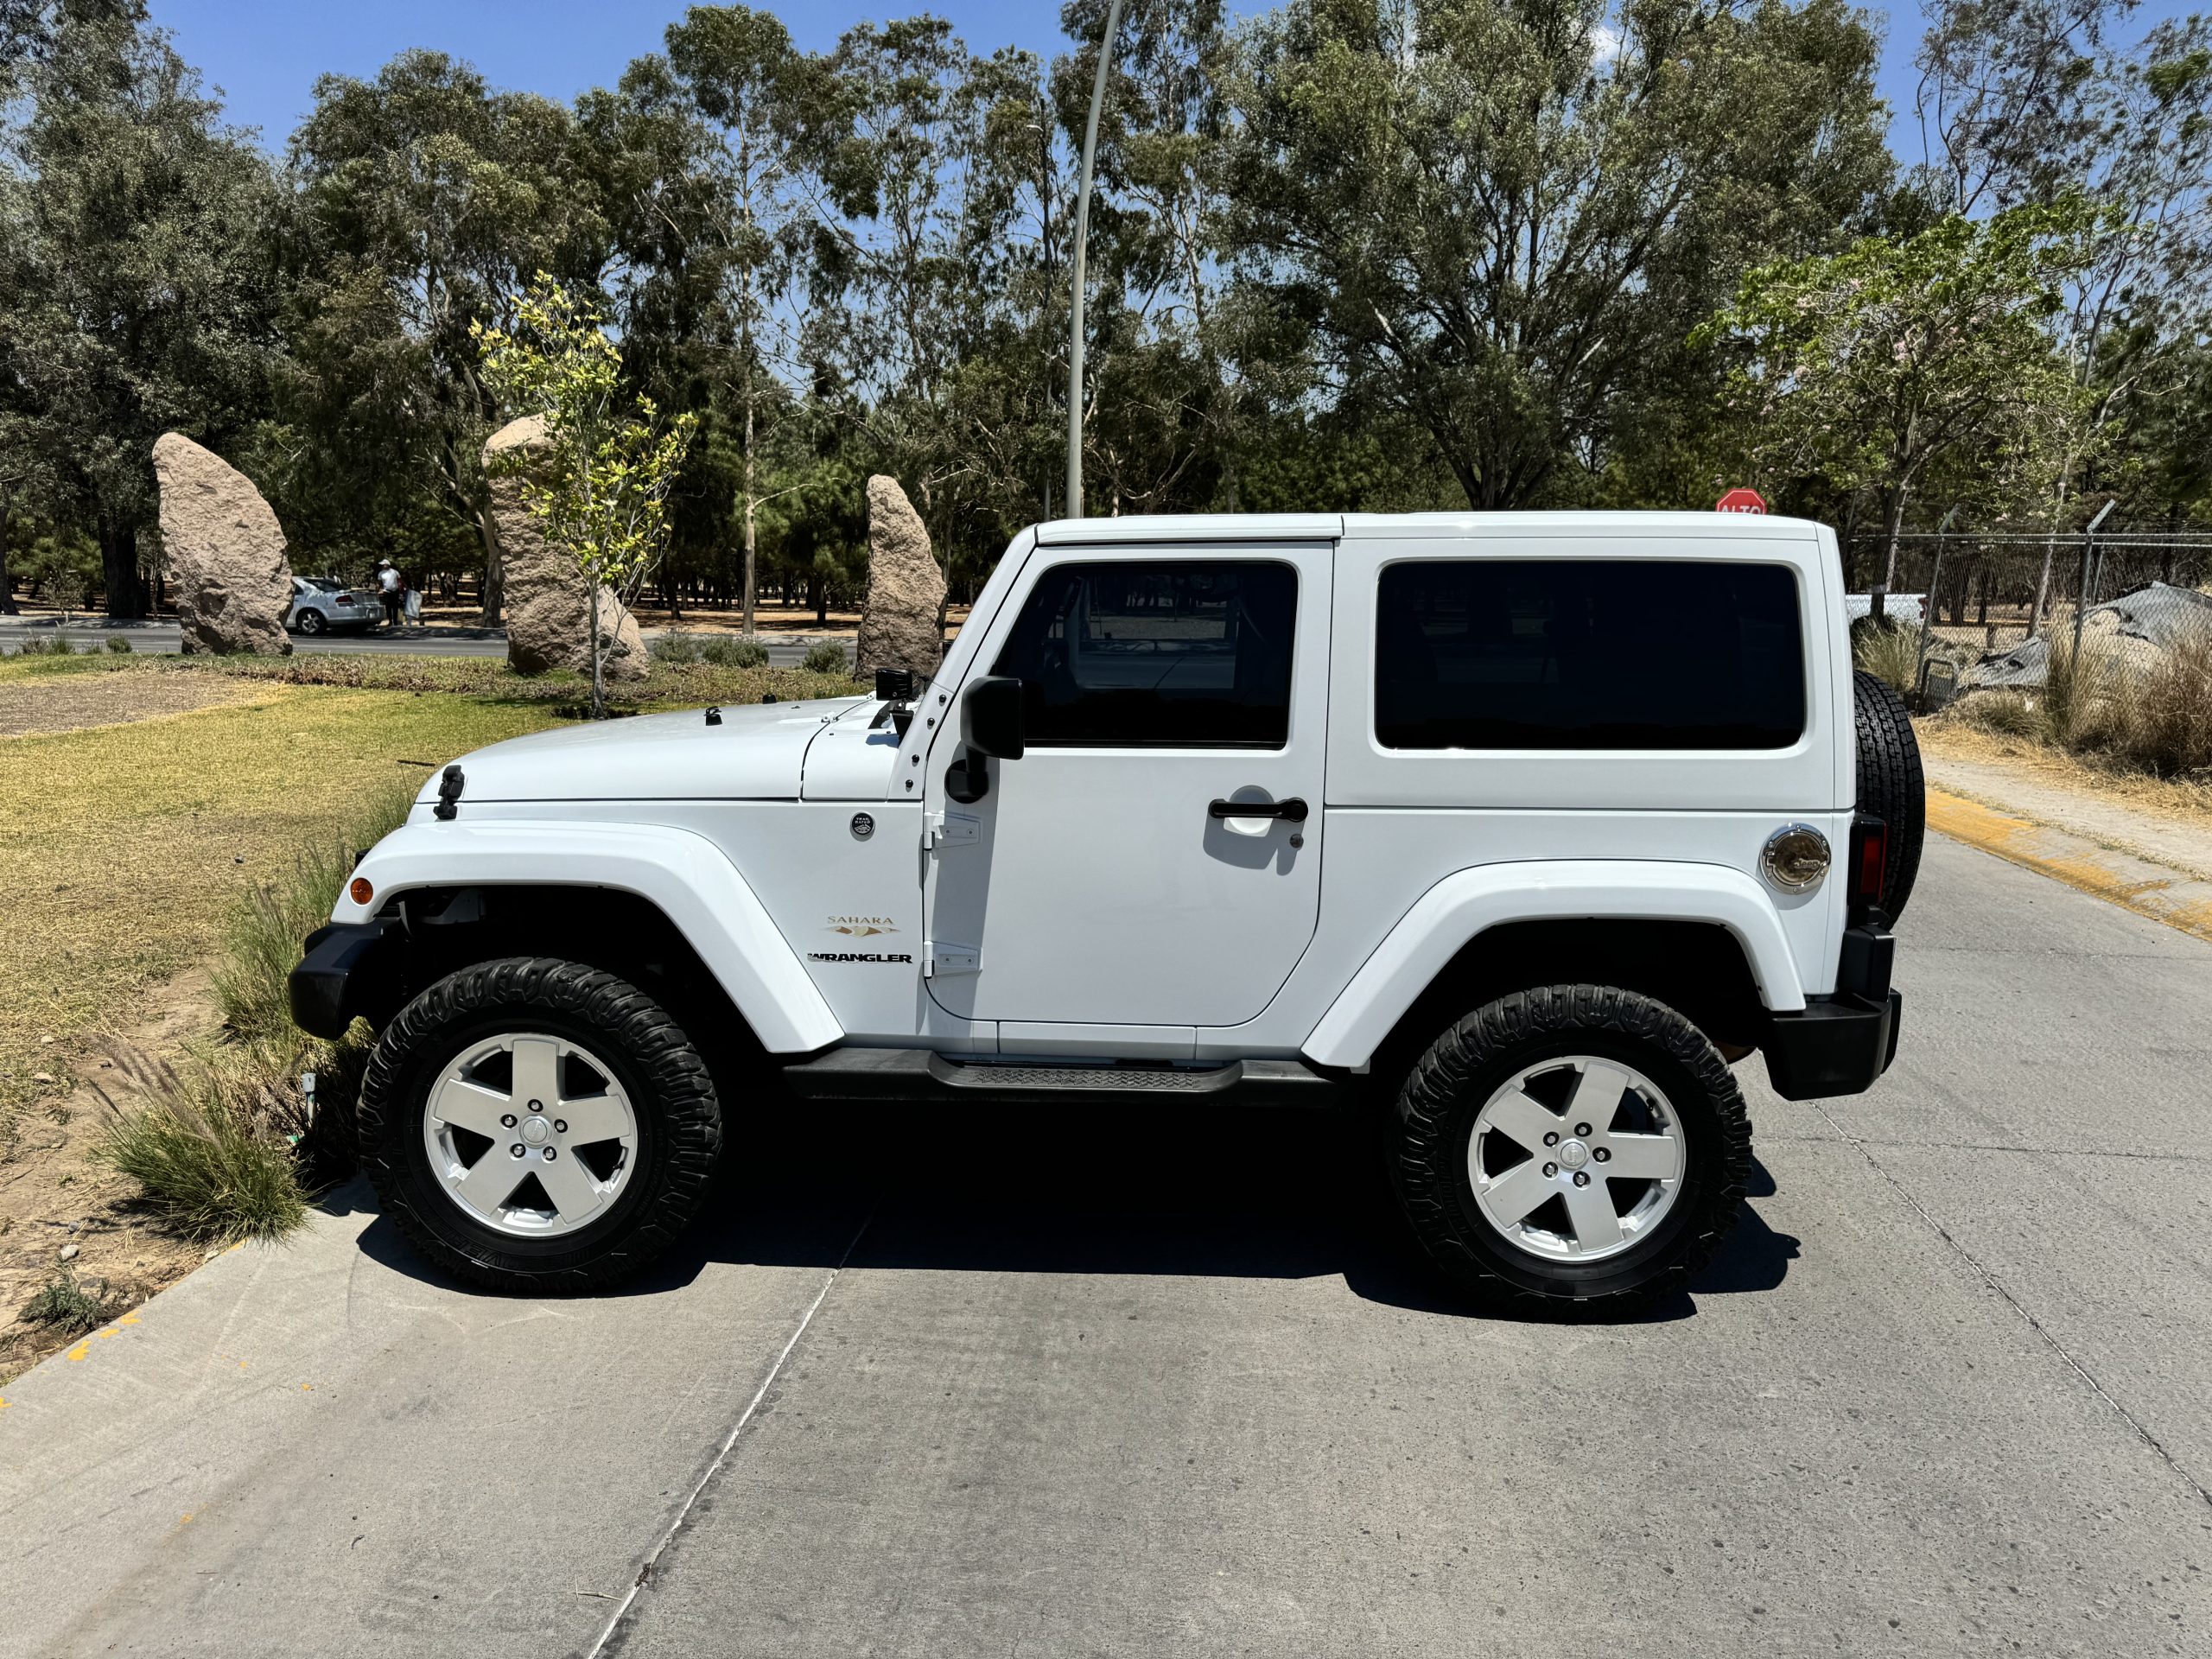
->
[349,876,375,907]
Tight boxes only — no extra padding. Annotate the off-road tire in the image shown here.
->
[1387,985,1751,1312]
[359,957,721,1293]
[1853,668,1925,920]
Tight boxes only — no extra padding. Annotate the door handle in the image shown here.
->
[1209,796,1308,823]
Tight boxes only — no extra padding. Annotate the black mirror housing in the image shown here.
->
[962,676,1026,760]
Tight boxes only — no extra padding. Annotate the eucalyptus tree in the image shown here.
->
[0,0,278,615]
[660,3,812,632]
[283,50,607,619]
[1224,0,1891,512]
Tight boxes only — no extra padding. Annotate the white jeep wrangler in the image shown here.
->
[291,512,1919,1311]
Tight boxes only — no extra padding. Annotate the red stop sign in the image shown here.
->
[1716,487,1767,514]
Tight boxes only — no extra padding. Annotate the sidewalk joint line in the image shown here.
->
[584,1206,877,1658]
[1811,1099,2211,1513]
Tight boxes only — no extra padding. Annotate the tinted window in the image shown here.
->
[992,561,1297,747]
[1375,560,1804,750]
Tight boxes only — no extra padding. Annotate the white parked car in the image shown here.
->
[292,512,1921,1311]
[286,576,379,635]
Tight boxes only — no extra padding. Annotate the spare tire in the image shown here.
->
[1853,669,1925,921]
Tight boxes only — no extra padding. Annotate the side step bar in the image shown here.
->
[783,1047,1343,1108]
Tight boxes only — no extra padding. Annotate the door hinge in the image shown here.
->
[925,811,981,850]
[923,941,980,977]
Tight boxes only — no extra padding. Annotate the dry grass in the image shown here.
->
[1918,717,2212,834]
[90,1046,309,1243]
[0,675,556,1153]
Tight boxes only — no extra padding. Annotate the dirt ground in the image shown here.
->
[0,667,266,737]
[0,970,221,1387]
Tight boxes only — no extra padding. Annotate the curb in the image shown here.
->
[1927,786,2212,945]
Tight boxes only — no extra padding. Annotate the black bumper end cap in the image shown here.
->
[1763,990,1902,1102]
[287,919,401,1039]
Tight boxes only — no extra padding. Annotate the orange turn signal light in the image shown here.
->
[348,876,375,907]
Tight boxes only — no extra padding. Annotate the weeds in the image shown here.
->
[801,639,851,675]
[9,633,79,658]
[1954,690,2045,740]
[20,1269,129,1335]
[2103,627,2212,778]
[92,1044,310,1242]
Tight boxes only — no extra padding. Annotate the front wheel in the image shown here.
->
[1387,985,1751,1312]
[358,958,722,1292]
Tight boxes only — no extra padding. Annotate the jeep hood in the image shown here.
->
[414,697,882,804]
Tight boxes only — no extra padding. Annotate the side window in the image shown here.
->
[1375,559,1806,750]
[991,560,1298,748]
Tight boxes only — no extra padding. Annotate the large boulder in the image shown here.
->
[151,434,293,656]
[485,416,646,679]
[855,475,946,681]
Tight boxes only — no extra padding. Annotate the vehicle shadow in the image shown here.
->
[350,1100,1799,1323]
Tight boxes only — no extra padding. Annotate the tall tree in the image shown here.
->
[1223,0,1891,512]
[283,50,607,620]
[1697,202,2099,583]
[664,4,808,634]
[0,0,277,616]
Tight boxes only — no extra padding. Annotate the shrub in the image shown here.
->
[699,634,771,668]
[10,633,77,658]
[104,633,132,654]
[801,639,850,675]
[649,632,702,664]
[93,1045,310,1242]
[20,1269,129,1335]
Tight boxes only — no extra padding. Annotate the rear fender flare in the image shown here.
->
[1303,860,1808,1071]
[334,819,842,1055]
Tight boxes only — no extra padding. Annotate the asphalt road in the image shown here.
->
[3,833,2209,1656]
[0,618,833,665]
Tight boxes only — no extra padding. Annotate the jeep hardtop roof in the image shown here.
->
[1033,510,1828,547]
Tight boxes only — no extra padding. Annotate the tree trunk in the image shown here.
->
[741,391,758,638]
[99,518,145,620]
[588,581,606,721]
[1879,484,1908,592]
[0,483,16,615]
[477,505,503,627]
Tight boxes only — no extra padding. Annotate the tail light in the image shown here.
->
[334,592,353,604]
[1850,814,1888,912]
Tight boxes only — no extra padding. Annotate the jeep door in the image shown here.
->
[923,542,1333,1038]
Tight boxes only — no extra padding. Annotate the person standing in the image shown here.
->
[375,559,402,630]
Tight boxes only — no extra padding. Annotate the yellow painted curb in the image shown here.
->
[1927,787,2212,946]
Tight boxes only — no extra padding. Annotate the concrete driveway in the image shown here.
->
[2,834,2208,1657]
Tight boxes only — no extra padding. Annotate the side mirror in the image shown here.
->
[961,676,1026,760]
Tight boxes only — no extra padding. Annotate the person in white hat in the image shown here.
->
[375,559,403,631]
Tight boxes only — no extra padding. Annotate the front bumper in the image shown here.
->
[1760,919,1902,1101]
[288,919,404,1039]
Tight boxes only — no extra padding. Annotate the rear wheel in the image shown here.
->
[294,607,328,636]
[1387,985,1751,1311]
[359,957,721,1292]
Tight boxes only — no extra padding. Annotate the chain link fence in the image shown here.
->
[1840,526,2212,715]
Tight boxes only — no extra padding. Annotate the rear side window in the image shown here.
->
[1375,559,1805,750]
[991,560,1298,747]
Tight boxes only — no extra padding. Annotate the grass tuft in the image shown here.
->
[92,1044,311,1242]
[20,1268,130,1334]
[9,633,79,658]
[2102,627,2212,778]
[1952,690,2046,739]
[1853,622,1923,699]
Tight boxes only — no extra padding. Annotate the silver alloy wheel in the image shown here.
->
[1466,1055,1686,1262]
[423,1033,639,1238]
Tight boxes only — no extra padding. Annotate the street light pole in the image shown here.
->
[1065,0,1123,522]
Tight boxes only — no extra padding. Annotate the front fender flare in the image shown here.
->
[334,819,842,1055]
[1302,860,1808,1071]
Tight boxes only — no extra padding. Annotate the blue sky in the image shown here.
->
[149,0,2190,162]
